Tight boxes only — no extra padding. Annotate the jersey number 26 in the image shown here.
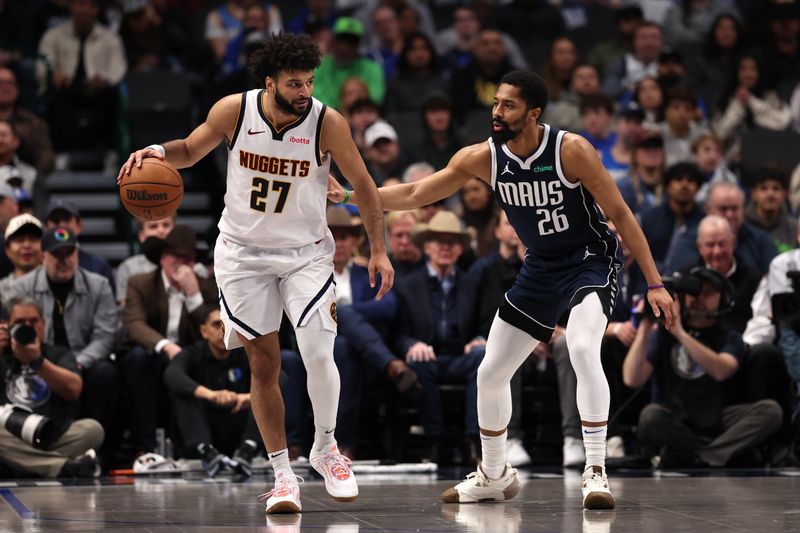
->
[536,206,569,235]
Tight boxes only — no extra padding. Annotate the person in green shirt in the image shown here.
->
[313,17,385,110]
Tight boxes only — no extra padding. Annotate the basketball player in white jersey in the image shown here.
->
[329,70,676,509]
[118,33,394,514]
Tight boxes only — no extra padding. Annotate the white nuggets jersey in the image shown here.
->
[218,90,330,248]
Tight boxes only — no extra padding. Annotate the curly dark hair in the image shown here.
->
[248,33,322,82]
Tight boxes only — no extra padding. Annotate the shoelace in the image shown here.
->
[315,452,352,480]
[465,470,488,487]
[257,475,305,501]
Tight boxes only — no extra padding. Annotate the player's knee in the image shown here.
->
[477,361,504,392]
[249,351,282,384]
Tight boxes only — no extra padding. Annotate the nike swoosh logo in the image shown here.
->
[248,128,266,135]
[324,429,335,434]
[583,429,604,434]
[268,451,286,459]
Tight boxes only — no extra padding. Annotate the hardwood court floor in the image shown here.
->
[1,469,799,532]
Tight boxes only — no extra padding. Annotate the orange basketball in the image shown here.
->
[119,158,184,221]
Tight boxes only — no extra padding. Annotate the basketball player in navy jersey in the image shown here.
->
[119,33,393,514]
[329,70,676,509]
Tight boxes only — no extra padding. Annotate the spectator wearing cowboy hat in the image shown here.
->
[3,226,120,450]
[393,210,484,464]
[121,224,218,458]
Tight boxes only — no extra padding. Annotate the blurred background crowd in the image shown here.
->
[1,0,800,479]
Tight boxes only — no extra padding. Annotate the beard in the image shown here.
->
[490,118,523,144]
[274,87,306,116]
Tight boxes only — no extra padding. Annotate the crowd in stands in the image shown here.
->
[0,0,800,478]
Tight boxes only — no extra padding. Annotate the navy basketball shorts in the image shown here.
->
[498,251,621,343]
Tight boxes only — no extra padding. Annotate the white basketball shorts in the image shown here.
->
[214,232,337,349]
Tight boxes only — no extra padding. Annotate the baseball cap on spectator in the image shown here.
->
[365,121,398,147]
[4,214,42,241]
[333,17,364,38]
[42,227,78,253]
[618,102,645,122]
[46,198,80,222]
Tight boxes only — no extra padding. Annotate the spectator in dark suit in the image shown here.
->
[322,206,414,458]
[667,182,778,276]
[122,224,218,457]
[394,210,484,463]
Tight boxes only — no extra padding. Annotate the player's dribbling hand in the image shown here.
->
[369,252,394,300]
[326,175,346,203]
[647,287,677,330]
[406,341,436,362]
[117,146,165,184]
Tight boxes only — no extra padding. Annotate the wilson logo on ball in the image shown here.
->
[127,190,169,202]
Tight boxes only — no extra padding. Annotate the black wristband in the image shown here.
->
[28,355,45,371]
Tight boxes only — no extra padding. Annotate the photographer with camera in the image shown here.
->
[3,227,119,443]
[623,267,782,467]
[0,296,103,477]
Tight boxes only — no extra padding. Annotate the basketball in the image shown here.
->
[119,158,184,220]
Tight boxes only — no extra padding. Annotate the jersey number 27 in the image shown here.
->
[250,177,291,213]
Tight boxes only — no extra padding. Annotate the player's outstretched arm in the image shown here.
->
[117,93,239,182]
[327,144,488,210]
[322,110,394,298]
[560,133,677,329]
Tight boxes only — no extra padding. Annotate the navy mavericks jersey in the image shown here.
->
[489,124,621,263]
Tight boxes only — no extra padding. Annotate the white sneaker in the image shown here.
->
[441,462,520,503]
[260,472,302,514]
[506,438,532,467]
[309,442,358,502]
[563,436,585,468]
[581,467,615,509]
[606,436,625,459]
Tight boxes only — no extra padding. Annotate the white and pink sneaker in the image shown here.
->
[260,472,303,514]
[309,442,358,502]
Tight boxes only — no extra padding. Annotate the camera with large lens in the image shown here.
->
[10,324,36,345]
[638,268,733,322]
[0,404,55,449]
[771,270,800,327]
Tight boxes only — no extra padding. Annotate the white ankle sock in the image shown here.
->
[268,448,294,478]
[314,426,336,451]
[582,425,607,469]
[480,432,507,479]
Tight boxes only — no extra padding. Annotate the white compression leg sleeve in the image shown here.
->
[477,312,540,431]
[294,312,340,448]
[565,292,610,424]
